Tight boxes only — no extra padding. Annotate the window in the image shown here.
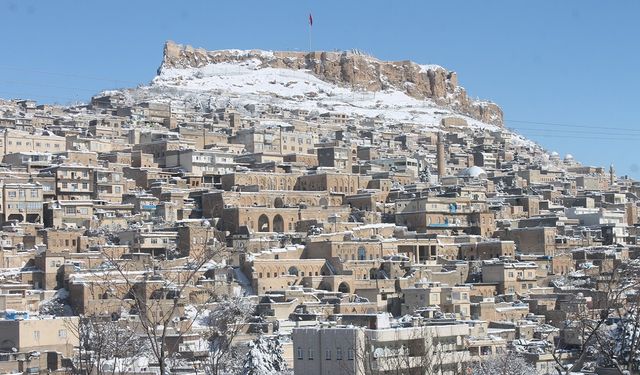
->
[297,347,304,360]
[336,348,343,360]
[308,349,314,360]
[30,189,37,198]
[82,183,88,190]
[347,348,354,360]
[65,207,75,214]
[8,191,16,198]
[58,329,67,338]
[325,349,331,360]
[19,190,25,198]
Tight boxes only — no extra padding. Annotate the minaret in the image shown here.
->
[437,132,446,178]
[609,164,615,186]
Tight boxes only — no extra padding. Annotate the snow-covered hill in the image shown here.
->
[115,41,504,131]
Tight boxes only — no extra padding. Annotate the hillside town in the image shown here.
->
[0,43,638,375]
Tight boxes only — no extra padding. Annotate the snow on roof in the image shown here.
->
[457,166,487,178]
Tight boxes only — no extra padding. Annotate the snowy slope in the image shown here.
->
[131,56,500,131]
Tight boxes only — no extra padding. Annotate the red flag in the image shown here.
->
[309,13,313,27]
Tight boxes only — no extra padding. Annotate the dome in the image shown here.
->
[564,154,574,161]
[457,166,487,179]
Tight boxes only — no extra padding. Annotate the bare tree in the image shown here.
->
[201,296,255,375]
[71,317,150,375]
[549,260,640,374]
[77,225,230,375]
[470,351,536,375]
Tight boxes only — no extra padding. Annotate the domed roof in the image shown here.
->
[564,154,574,161]
[457,166,487,178]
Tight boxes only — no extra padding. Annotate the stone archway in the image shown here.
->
[258,214,270,232]
[288,266,299,276]
[274,197,284,208]
[338,281,350,294]
[273,214,284,233]
[369,268,380,280]
[318,281,333,291]
[7,214,23,222]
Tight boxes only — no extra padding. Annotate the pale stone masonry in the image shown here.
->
[0,43,636,374]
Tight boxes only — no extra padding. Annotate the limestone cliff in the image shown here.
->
[159,41,503,126]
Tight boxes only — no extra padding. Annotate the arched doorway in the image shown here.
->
[369,268,380,280]
[274,197,284,208]
[358,247,366,261]
[7,214,23,222]
[338,282,350,294]
[273,214,284,233]
[258,214,270,232]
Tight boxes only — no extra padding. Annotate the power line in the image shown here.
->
[508,127,640,137]
[506,119,640,132]
[0,65,141,85]
[513,132,640,141]
[0,79,101,93]
[0,90,84,103]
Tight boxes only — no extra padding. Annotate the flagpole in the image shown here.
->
[308,13,313,52]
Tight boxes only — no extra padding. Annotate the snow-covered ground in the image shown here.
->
[135,57,501,132]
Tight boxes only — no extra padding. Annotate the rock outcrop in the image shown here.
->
[159,41,503,126]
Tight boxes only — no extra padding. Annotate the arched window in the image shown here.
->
[358,247,366,261]
[288,266,299,276]
[273,214,284,233]
[258,214,270,232]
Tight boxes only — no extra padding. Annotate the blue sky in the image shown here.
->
[1,1,639,177]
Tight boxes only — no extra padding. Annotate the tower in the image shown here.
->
[609,164,615,186]
[437,132,446,178]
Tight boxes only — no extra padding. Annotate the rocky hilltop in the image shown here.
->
[159,41,503,126]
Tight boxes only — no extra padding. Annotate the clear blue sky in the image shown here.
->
[2,1,639,177]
